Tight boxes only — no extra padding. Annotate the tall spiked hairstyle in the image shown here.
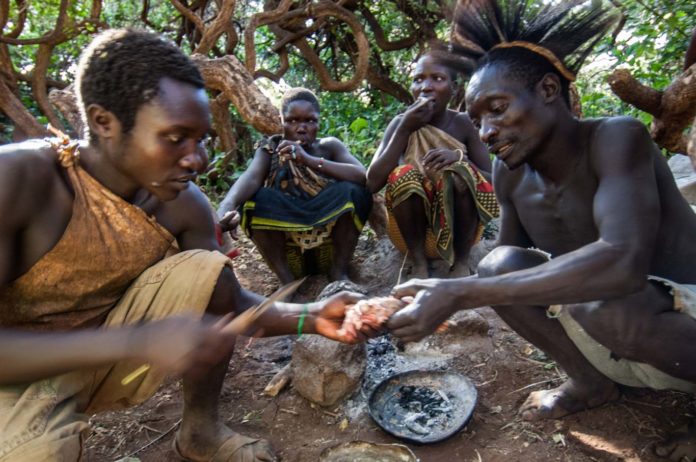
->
[452,0,619,104]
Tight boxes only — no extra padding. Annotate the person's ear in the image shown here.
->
[536,73,561,104]
[85,104,122,140]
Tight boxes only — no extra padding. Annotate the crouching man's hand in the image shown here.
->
[309,291,380,344]
[387,278,461,343]
[132,314,236,378]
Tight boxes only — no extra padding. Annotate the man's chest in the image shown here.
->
[512,173,599,256]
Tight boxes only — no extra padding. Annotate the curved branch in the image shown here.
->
[0,0,28,38]
[685,27,696,71]
[209,93,238,166]
[140,0,159,29]
[274,1,370,92]
[48,85,84,137]
[607,68,663,116]
[32,43,64,130]
[254,47,289,82]
[0,0,69,45]
[191,54,282,134]
[608,64,696,154]
[244,0,294,72]
[366,64,411,103]
[169,0,206,34]
[195,0,237,55]
[0,78,48,139]
[359,6,418,51]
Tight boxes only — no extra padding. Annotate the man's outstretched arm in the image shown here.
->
[389,118,660,339]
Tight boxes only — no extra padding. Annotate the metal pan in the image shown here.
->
[368,370,477,444]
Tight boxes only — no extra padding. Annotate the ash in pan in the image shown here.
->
[381,385,456,436]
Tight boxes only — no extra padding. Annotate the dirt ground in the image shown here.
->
[85,230,695,462]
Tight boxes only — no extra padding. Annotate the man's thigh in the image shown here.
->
[568,280,674,358]
[85,249,231,414]
[563,280,696,392]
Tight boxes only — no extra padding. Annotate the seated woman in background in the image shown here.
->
[366,51,498,279]
[218,88,372,284]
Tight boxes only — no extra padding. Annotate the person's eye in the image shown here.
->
[413,77,423,84]
[166,134,184,144]
[198,134,211,146]
[491,102,508,115]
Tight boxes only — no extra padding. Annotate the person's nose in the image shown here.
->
[420,78,434,94]
[180,144,208,173]
[479,119,499,145]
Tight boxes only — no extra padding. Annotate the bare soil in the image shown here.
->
[85,231,695,462]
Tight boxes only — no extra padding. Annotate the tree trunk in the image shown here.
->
[192,54,282,135]
[48,85,84,137]
[0,78,48,139]
[608,63,696,154]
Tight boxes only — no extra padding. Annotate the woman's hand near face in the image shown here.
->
[400,96,436,132]
[276,140,308,165]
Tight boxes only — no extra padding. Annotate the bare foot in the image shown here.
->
[175,422,277,461]
[450,262,471,278]
[655,421,696,461]
[519,378,620,421]
[409,260,429,279]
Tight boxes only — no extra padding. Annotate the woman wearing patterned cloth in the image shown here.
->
[218,88,372,284]
[367,52,498,279]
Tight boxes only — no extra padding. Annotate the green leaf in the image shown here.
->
[349,117,369,135]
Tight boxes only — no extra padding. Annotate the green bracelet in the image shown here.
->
[297,304,309,337]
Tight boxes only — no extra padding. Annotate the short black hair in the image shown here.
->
[280,87,320,115]
[75,28,205,140]
[452,0,618,106]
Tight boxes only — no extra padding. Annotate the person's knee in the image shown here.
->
[208,266,239,316]
[477,246,547,277]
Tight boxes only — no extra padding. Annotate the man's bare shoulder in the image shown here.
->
[584,116,657,168]
[0,139,61,176]
[0,142,64,241]
[317,136,347,151]
[0,140,61,208]
[450,111,475,129]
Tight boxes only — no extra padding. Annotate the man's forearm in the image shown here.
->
[253,301,320,337]
[462,242,646,309]
[0,328,136,385]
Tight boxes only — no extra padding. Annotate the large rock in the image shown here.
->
[291,336,366,407]
[290,280,368,407]
[668,153,696,206]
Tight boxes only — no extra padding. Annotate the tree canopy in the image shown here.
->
[1,0,695,193]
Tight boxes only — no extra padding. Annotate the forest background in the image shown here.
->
[0,0,694,204]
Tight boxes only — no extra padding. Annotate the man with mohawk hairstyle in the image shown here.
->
[387,1,696,459]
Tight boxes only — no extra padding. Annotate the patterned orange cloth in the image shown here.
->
[0,138,175,330]
[385,125,498,264]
